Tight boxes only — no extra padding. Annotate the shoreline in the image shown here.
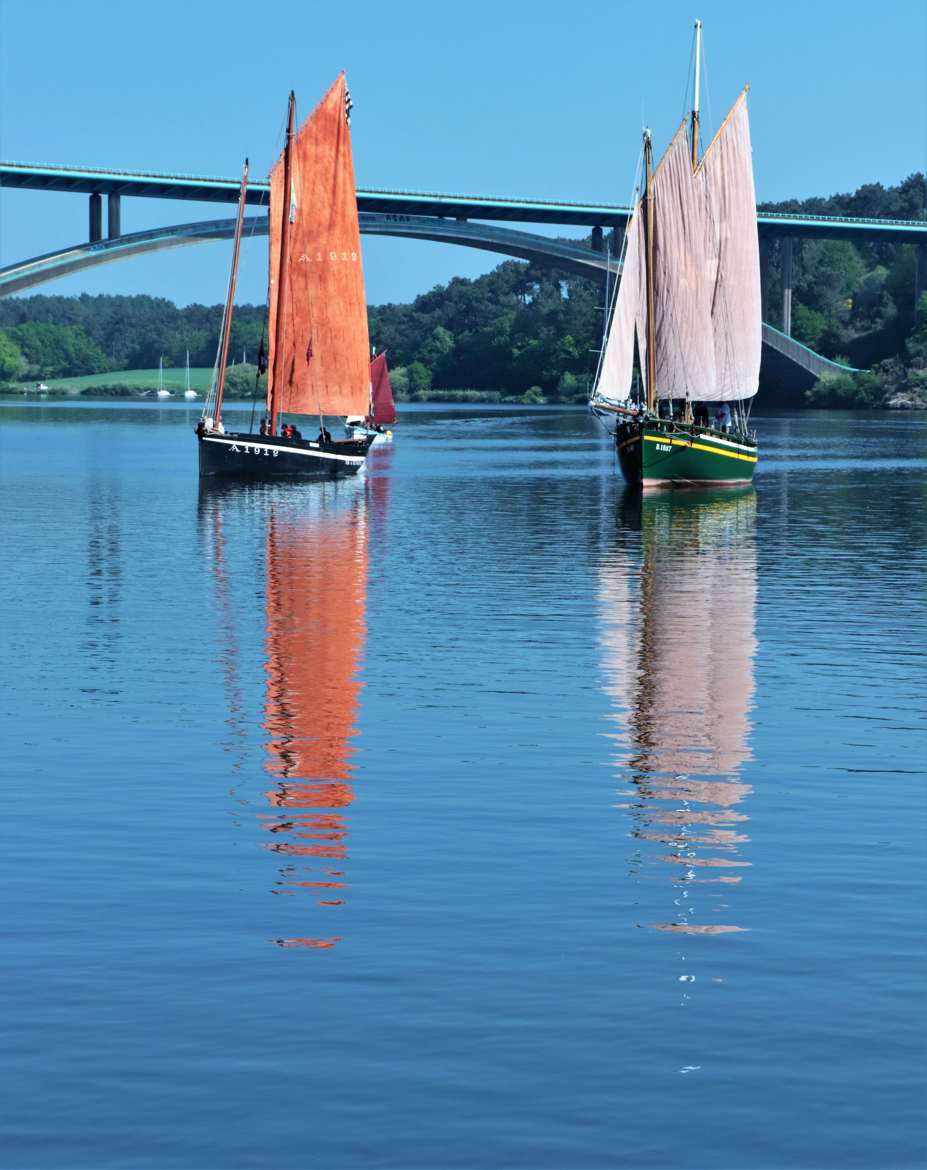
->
[3,388,924,410]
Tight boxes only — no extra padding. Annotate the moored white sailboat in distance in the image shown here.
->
[183,350,197,398]
[156,355,172,398]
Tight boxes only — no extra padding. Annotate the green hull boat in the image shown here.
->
[616,415,758,487]
[589,22,763,489]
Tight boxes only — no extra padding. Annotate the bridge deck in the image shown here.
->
[2,161,926,238]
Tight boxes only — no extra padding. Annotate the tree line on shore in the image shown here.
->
[0,173,923,408]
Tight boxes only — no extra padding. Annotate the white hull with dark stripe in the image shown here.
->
[197,430,372,479]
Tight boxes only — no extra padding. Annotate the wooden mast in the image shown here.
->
[643,128,657,413]
[690,19,702,168]
[269,92,296,438]
[213,158,250,429]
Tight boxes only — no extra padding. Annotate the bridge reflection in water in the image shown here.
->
[201,467,389,949]
[600,489,757,935]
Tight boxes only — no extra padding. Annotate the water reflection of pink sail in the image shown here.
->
[262,494,368,949]
[602,490,757,934]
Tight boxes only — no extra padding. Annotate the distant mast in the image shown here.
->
[691,18,702,168]
[643,128,657,413]
[268,93,296,438]
[212,159,250,429]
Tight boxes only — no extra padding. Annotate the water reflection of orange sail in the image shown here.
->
[262,497,367,947]
[602,489,757,934]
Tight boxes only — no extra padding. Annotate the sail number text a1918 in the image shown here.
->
[297,251,359,263]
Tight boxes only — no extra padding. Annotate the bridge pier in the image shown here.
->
[590,226,611,327]
[759,238,770,321]
[89,193,102,242]
[780,236,793,336]
[107,193,121,239]
[916,240,926,307]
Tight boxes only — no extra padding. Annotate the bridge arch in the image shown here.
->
[0,211,857,381]
[0,212,612,298]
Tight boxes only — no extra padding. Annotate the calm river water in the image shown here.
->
[1,402,925,1169]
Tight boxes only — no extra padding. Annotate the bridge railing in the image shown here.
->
[3,160,927,236]
[761,323,861,375]
[759,210,927,229]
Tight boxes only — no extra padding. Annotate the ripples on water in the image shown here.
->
[0,402,924,1169]
[200,479,373,949]
[601,489,757,936]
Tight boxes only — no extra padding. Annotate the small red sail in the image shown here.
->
[267,74,371,420]
[369,352,397,425]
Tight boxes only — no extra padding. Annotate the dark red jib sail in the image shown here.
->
[369,352,396,426]
[267,75,371,420]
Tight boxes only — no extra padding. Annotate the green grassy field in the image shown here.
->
[14,368,215,394]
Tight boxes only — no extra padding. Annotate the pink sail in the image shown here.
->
[369,352,397,425]
[696,90,762,401]
[594,207,647,403]
[651,121,717,400]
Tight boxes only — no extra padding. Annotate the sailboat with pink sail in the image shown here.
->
[345,350,396,442]
[590,21,761,486]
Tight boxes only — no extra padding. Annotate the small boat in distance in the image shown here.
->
[589,21,760,486]
[345,351,396,442]
[183,350,197,398]
[156,356,172,398]
[197,75,374,479]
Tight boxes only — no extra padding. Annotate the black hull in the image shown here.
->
[197,430,372,480]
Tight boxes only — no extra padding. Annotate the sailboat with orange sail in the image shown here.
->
[197,75,375,479]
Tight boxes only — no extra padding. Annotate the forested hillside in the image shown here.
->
[758,172,926,405]
[0,173,923,407]
[0,297,266,379]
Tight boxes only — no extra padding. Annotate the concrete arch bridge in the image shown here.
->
[0,209,861,387]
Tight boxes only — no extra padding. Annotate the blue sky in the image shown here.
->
[1,0,924,308]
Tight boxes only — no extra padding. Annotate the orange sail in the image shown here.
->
[369,352,397,425]
[267,74,371,420]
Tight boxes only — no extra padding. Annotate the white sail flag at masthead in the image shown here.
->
[696,90,762,401]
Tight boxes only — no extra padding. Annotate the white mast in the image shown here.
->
[156,354,171,397]
[691,19,702,167]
